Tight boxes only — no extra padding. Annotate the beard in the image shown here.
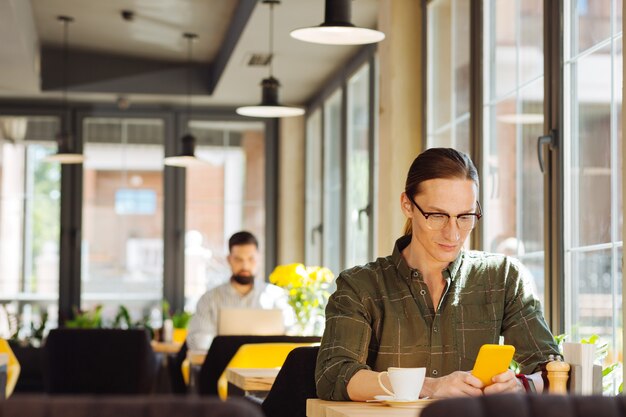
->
[231,274,255,285]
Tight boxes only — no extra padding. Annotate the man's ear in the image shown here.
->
[400,192,414,218]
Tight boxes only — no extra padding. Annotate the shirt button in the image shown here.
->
[433,327,438,333]
[432,370,438,376]
[419,290,426,295]
[413,271,419,278]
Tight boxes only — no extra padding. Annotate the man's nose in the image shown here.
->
[442,218,461,241]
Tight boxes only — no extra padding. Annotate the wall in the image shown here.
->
[376,0,425,256]
[277,116,305,265]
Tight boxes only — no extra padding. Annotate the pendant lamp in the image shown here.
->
[236,0,304,118]
[290,0,385,45]
[45,16,84,164]
[164,33,206,168]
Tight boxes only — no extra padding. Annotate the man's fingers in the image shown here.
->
[491,370,515,383]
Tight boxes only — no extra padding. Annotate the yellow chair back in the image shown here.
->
[218,342,316,400]
[0,339,20,398]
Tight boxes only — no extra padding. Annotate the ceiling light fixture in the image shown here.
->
[236,0,304,118]
[45,16,84,164]
[164,33,207,168]
[290,0,385,45]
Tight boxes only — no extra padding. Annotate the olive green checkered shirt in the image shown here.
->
[315,235,559,401]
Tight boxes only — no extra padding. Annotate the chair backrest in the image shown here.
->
[261,346,319,417]
[197,335,320,396]
[7,341,43,393]
[0,339,20,398]
[43,328,159,394]
[1,394,265,417]
[421,394,626,417]
[166,341,188,394]
[218,342,317,400]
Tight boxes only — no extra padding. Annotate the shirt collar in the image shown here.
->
[392,235,464,281]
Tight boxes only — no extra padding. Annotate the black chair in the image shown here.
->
[421,394,626,417]
[43,328,159,394]
[261,346,319,417]
[196,335,320,396]
[7,341,44,393]
[2,394,264,417]
[166,341,188,394]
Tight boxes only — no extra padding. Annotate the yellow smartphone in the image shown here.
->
[471,344,516,386]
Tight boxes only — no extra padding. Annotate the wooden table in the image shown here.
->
[151,340,183,354]
[307,399,433,417]
[226,368,280,392]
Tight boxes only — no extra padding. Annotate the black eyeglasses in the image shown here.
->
[410,199,482,231]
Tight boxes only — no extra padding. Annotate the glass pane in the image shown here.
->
[323,90,343,275]
[494,0,519,98]
[484,0,544,306]
[519,0,544,85]
[346,64,371,268]
[427,0,471,145]
[568,248,621,394]
[617,0,623,37]
[429,128,453,149]
[428,0,453,131]
[0,116,60,337]
[574,0,611,55]
[82,118,164,323]
[185,122,265,310]
[570,45,612,247]
[454,118,471,155]
[615,37,623,242]
[305,109,323,267]
[454,0,471,117]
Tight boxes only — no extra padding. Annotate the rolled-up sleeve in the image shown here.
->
[315,272,373,401]
[500,258,559,374]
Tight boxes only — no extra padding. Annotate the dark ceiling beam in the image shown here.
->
[41,47,210,95]
[207,0,258,94]
[40,0,258,97]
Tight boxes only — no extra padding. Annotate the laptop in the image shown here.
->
[217,308,286,336]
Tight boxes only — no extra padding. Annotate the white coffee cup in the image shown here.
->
[377,367,426,401]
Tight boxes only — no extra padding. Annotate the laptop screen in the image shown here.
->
[217,308,286,336]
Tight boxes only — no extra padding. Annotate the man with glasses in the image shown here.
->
[315,148,558,401]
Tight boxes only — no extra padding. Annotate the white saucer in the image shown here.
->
[371,395,436,409]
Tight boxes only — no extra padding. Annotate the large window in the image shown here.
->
[184,120,266,310]
[427,0,624,394]
[305,57,376,276]
[81,117,164,322]
[564,0,622,393]
[0,116,60,333]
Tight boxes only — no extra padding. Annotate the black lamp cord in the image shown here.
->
[269,2,274,78]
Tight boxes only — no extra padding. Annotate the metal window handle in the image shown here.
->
[357,204,371,231]
[311,224,323,245]
[537,130,557,173]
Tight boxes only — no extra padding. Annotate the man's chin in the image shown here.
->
[232,275,255,285]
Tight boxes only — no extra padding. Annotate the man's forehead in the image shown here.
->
[230,244,258,256]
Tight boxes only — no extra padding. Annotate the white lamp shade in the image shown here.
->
[290,26,385,45]
[236,105,305,118]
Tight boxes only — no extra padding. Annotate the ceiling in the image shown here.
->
[0,0,380,108]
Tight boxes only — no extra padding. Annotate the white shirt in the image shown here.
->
[186,280,290,351]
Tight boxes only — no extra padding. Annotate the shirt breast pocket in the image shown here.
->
[454,302,504,369]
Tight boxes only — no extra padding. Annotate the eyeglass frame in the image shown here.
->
[409,198,483,231]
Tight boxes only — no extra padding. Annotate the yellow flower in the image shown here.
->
[269,263,335,335]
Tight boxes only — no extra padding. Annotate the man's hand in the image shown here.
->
[482,369,525,395]
[422,371,484,398]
